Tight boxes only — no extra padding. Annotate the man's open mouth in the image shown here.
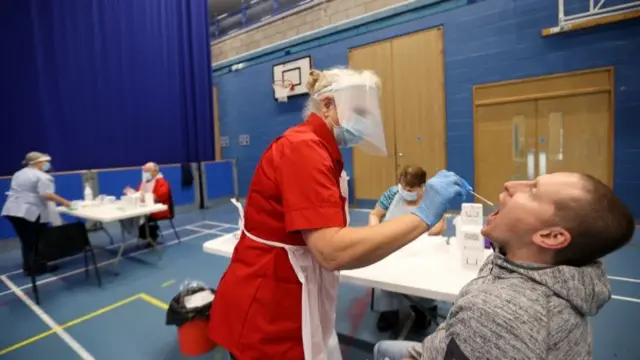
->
[487,208,500,223]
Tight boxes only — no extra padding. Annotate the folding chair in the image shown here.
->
[34,221,102,305]
[159,190,181,243]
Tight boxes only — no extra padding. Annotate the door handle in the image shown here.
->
[527,149,535,180]
[539,151,547,176]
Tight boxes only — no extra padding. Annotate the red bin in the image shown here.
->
[177,318,217,356]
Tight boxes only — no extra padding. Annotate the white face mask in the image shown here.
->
[142,172,153,182]
[398,184,419,202]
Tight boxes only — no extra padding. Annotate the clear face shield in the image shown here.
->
[326,84,387,156]
[27,155,52,172]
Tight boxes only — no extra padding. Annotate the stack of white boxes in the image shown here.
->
[456,203,485,267]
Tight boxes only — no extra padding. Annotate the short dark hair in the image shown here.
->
[398,166,427,188]
[553,174,635,267]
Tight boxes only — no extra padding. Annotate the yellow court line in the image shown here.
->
[0,294,141,356]
[137,294,226,359]
[161,280,176,288]
[138,293,169,310]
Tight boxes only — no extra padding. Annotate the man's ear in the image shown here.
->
[532,227,571,250]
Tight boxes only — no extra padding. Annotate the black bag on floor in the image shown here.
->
[39,221,92,262]
[166,281,216,327]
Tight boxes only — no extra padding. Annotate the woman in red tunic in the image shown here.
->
[208,68,468,360]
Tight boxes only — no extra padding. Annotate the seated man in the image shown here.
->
[123,162,172,242]
[373,172,634,360]
[369,166,446,332]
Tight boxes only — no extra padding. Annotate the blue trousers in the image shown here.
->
[373,340,421,360]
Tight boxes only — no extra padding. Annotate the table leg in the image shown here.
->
[113,224,128,275]
[100,226,115,246]
[394,310,415,340]
[389,295,441,340]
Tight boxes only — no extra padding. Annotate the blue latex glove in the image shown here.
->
[459,176,473,194]
[412,170,471,227]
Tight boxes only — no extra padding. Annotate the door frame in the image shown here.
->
[347,26,447,203]
[472,67,615,187]
[213,86,222,161]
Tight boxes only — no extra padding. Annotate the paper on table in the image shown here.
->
[184,290,215,309]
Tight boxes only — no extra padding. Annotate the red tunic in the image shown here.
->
[208,114,346,359]
[136,177,172,220]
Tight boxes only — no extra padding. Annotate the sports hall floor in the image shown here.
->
[0,203,639,359]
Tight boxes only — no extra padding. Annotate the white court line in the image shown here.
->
[185,226,223,233]
[613,295,640,304]
[0,222,235,298]
[185,226,237,234]
[0,220,210,278]
[1,275,96,359]
[608,276,640,284]
[203,220,240,228]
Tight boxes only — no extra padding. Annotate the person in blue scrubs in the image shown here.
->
[2,152,71,276]
[368,166,446,333]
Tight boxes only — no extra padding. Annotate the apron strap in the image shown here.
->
[243,229,304,251]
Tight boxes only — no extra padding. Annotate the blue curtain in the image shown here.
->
[0,0,213,176]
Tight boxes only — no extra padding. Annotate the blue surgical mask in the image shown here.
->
[334,127,362,148]
[142,172,152,182]
[333,114,367,148]
[398,185,418,202]
[42,162,51,172]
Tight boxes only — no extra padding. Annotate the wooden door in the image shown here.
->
[213,86,222,161]
[475,101,537,204]
[348,41,397,201]
[474,67,613,198]
[391,27,447,178]
[536,93,611,185]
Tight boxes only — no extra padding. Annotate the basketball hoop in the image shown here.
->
[273,80,295,102]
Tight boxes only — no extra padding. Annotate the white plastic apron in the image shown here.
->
[230,198,244,240]
[4,191,62,226]
[231,170,350,360]
[374,190,416,311]
[137,173,161,226]
[47,201,63,226]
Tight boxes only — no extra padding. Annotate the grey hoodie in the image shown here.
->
[411,251,611,360]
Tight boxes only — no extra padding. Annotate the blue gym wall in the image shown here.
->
[213,0,640,216]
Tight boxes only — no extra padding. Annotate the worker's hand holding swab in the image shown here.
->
[411,170,470,227]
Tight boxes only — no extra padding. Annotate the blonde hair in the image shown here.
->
[303,67,381,120]
[22,151,50,166]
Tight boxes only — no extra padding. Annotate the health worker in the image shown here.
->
[1,152,71,276]
[208,68,470,360]
[368,165,446,333]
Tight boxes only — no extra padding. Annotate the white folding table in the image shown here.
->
[58,202,168,273]
[202,232,492,339]
[202,232,490,301]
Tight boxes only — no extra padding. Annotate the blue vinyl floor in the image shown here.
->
[0,203,639,359]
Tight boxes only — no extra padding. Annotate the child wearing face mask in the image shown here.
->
[368,166,446,333]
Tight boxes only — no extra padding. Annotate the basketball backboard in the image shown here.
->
[272,56,312,100]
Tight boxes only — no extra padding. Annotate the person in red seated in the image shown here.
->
[123,162,171,241]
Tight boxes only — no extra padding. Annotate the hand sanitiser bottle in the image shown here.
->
[84,183,94,202]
